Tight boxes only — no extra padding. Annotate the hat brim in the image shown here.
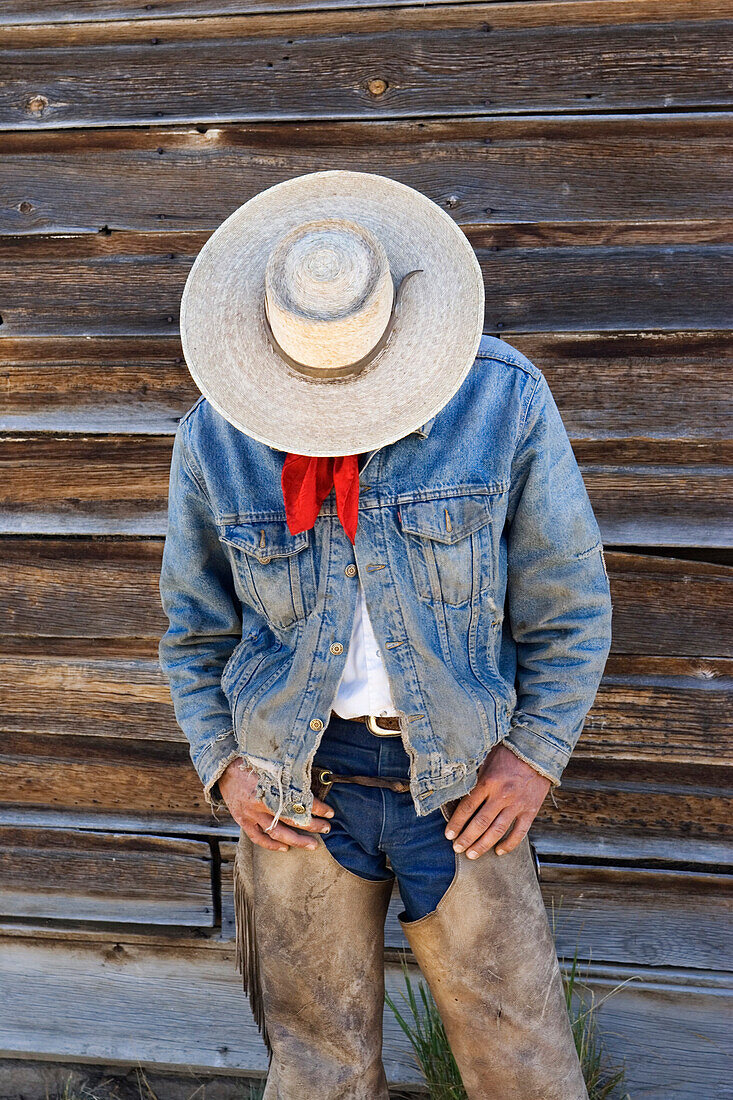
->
[179,169,485,456]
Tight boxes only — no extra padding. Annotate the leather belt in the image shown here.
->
[311,766,410,800]
[331,710,402,736]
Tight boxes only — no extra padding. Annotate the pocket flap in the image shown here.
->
[220,519,309,560]
[398,496,492,544]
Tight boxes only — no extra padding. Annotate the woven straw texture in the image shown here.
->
[179,169,485,456]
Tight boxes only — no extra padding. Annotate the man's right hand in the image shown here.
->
[218,758,334,852]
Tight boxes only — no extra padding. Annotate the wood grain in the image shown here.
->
[8,0,726,25]
[2,114,731,235]
[2,3,730,129]
[1,232,730,335]
[0,431,730,545]
[2,727,729,842]
[0,827,214,925]
[2,332,730,439]
[219,839,733,970]
[1,653,729,764]
[0,926,729,1097]
[1,540,730,655]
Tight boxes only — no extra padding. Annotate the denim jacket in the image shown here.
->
[158,333,613,826]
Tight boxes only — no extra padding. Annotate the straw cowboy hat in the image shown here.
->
[179,169,485,457]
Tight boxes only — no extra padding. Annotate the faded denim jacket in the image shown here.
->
[158,333,613,828]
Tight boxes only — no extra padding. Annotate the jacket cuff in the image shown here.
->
[195,729,242,811]
[502,721,570,787]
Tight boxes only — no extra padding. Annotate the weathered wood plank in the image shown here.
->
[574,965,732,1100]
[0,928,416,1082]
[1,232,731,334]
[2,114,732,235]
[219,840,733,970]
[608,552,733,657]
[0,337,194,433]
[4,0,505,25]
[0,828,213,925]
[0,655,176,740]
[2,2,730,129]
[0,537,165,640]
[1,332,730,441]
[1,541,730,656]
[1,727,729,841]
[1,432,730,545]
[0,926,729,1097]
[1,731,208,819]
[1,653,729,765]
[581,656,733,765]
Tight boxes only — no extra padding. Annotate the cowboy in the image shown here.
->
[158,169,613,1099]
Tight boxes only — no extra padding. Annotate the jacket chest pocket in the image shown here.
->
[219,519,316,630]
[398,495,494,607]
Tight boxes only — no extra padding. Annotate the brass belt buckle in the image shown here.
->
[365,714,401,737]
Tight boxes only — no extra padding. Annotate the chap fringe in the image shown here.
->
[233,848,273,1059]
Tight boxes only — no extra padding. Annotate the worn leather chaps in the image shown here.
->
[233,828,393,1099]
[233,818,588,1100]
[400,823,589,1100]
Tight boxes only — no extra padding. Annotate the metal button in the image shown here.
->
[310,718,324,731]
[291,802,306,815]
[330,642,344,655]
[345,564,357,577]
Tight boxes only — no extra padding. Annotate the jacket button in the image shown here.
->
[329,642,344,655]
[310,718,324,731]
[291,802,306,815]
[345,564,357,577]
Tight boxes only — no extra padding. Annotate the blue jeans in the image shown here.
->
[312,713,458,921]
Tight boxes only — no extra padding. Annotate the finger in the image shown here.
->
[464,810,517,859]
[495,814,533,856]
[443,782,493,839]
[243,821,288,853]
[278,812,332,834]
[251,808,331,839]
[450,797,506,852]
[258,817,321,850]
[311,796,335,819]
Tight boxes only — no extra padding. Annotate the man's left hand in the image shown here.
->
[443,742,551,859]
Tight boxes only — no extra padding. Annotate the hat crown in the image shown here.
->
[264,218,394,370]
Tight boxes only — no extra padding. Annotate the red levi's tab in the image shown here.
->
[281,453,361,544]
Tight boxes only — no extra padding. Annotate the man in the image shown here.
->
[158,169,613,1099]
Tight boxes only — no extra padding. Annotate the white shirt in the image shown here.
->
[331,575,400,718]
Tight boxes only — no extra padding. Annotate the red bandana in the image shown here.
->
[282,453,362,544]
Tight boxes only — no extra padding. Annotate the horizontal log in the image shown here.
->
[0,926,729,1097]
[11,0,657,26]
[0,827,213,925]
[1,727,729,841]
[219,840,733,971]
[2,114,732,235]
[0,654,729,767]
[5,0,478,24]
[0,537,164,640]
[0,432,730,545]
[608,551,733,657]
[1,2,730,129]
[1,540,730,655]
[1,232,731,334]
[1,332,730,442]
[0,655,176,741]
[0,336,196,433]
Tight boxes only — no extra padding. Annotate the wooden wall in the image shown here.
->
[1,3,731,1096]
